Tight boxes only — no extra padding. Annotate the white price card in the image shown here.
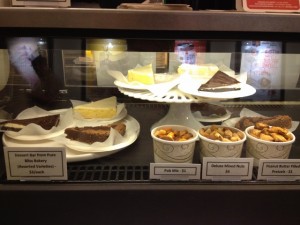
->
[150,163,201,181]
[202,157,253,181]
[11,0,70,7]
[4,147,68,181]
[257,159,300,181]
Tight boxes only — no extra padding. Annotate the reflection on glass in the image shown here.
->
[241,41,282,89]
[7,37,63,105]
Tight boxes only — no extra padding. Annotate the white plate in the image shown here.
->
[2,115,140,162]
[2,135,102,163]
[5,127,71,141]
[193,109,231,123]
[222,117,240,128]
[118,87,206,103]
[114,80,148,90]
[178,81,256,100]
[64,115,140,153]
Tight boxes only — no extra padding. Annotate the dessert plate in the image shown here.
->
[178,81,256,100]
[61,115,140,154]
[193,109,231,123]
[118,87,205,103]
[2,135,104,163]
[5,127,69,141]
[114,80,148,91]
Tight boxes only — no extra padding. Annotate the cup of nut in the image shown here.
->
[245,123,296,167]
[151,125,198,163]
[198,125,246,161]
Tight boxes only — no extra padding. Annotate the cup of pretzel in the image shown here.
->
[151,125,198,163]
[245,122,296,167]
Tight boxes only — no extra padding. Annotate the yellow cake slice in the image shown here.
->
[127,64,155,85]
[74,96,117,119]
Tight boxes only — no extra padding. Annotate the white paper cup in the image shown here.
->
[151,125,198,163]
[198,125,246,161]
[245,126,295,167]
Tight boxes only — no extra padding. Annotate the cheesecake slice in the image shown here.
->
[127,64,155,85]
[74,96,117,119]
[198,70,240,92]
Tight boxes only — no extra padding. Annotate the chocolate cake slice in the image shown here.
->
[198,70,240,91]
[64,122,126,144]
[235,115,292,131]
[195,103,226,117]
[0,114,60,132]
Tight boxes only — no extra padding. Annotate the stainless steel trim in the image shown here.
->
[0,7,299,33]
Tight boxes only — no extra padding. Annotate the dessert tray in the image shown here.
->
[2,104,140,162]
[3,115,140,162]
[118,87,205,103]
[118,87,207,130]
[178,82,256,100]
[115,69,256,129]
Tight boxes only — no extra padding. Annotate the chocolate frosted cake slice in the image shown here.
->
[235,115,292,131]
[65,122,126,144]
[194,103,226,117]
[198,70,240,91]
[0,114,60,132]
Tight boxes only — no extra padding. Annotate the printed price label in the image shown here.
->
[4,147,68,181]
[150,163,201,181]
[12,0,70,7]
[243,0,300,12]
[257,159,300,181]
[202,157,253,181]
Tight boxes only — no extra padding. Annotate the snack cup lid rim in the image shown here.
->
[245,126,296,145]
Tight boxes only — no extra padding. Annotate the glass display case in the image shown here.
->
[1,6,300,225]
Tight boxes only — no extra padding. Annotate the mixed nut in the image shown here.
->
[154,128,194,141]
[199,125,244,142]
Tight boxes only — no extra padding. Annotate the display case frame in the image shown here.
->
[1,7,300,225]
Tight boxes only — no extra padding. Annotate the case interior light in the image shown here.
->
[107,42,113,50]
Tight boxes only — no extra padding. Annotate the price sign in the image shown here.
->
[242,0,300,12]
[4,147,68,181]
[202,157,253,181]
[11,0,70,7]
[150,163,201,181]
[257,159,300,181]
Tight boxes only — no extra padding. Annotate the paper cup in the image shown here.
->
[245,126,295,167]
[198,125,246,161]
[151,125,198,163]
